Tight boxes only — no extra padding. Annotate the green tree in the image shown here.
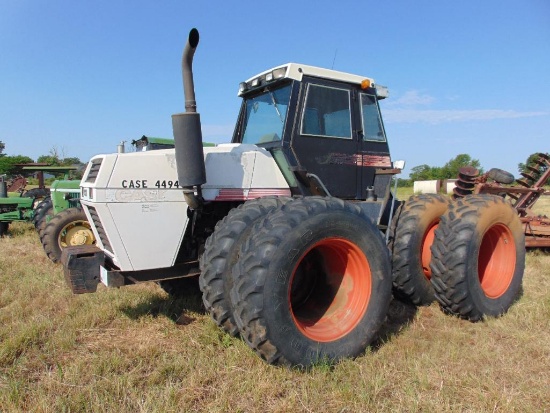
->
[409,164,443,181]
[408,154,483,183]
[518,152,548,175]
[37,147,81,167]
[0,155,35,176]
[0,141,5,156]
[440,154,482,179]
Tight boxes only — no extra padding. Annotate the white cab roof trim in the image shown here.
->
[245,63,374,86]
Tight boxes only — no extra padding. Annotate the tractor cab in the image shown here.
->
[232,63,393,201]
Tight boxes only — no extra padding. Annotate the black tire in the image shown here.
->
[231,197,392,367]
[487,168,515,185]
[199,196,292,336]
[430,195,525,321]
[0,222,9,237]
[23,188,51,209]
[23,188,50,199]
[41,208,96,263]
[391,194,450,306]
[33,196,51,226]
[33,197,54,235]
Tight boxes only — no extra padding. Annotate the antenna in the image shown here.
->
[331,49,338,70]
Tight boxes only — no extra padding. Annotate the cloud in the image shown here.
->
[384,109,549,124]
[383,89,549,124]
[387,90,435,106]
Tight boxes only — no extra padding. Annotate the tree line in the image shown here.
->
[397,152,547,187]
[0,141,84,178]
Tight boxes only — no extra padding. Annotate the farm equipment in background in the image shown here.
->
[5,175,28,194]
[131,135,176,151]
[0,165,78,236]
[60,28,526,367]
[452,153,550,248]
[34,179,95,262]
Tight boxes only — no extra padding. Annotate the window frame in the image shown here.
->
[360,92,387,143]
[300,83,353,140]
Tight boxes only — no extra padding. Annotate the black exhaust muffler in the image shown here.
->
[172,28,206,208]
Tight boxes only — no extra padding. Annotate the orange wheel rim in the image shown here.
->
[478,224,516,298]
[421,220,439,280]
[289,238,371,342]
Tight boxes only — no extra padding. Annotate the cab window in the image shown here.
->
[361,94,386,142]
[301,85,352,139]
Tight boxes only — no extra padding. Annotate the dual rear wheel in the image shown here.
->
[430,195,524,321]
[392,194,524,321]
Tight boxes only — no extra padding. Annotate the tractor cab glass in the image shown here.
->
[361,94,386,142]
[241,84,292,145]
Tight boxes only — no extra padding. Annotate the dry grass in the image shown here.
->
[1,222,549,412]
[533,193,550,215]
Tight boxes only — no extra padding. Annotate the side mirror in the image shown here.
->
[393,160,405,171]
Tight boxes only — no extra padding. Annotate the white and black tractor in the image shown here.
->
[62,29,525,367]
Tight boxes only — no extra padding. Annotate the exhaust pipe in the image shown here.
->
[172,28,206,209]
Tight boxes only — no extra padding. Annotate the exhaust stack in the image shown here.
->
[172,28,206,209]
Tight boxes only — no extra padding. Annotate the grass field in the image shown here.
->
[1,200,549,412]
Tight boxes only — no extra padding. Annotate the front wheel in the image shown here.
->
[199,196,291,336]
[430,195,525,321]
[232,197,392,367]
[41,208,96,263]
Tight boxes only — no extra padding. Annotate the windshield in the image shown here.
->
[241,84,292,144]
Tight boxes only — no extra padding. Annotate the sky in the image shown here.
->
[1,0,549,178]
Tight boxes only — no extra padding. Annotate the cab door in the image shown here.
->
[290,79,360,199]
[357,92,391,199]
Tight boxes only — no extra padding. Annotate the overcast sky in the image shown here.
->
[1,0,549,177]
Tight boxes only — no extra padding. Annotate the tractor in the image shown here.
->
[61,29,525,367]
[33,178,95,263]
[0,165,77,236]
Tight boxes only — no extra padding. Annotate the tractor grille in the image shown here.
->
[85,159,103,183]
[87,206,113,254]
[69,196,81,208]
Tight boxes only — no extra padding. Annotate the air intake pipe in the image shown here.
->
[172,28,206,209]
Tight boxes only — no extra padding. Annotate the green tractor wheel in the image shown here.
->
[23,188,51,209]
[41,207,96,263]
[33,197,54,237]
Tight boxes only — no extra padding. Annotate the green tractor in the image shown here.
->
[0,165,77,237]
[34,179,96,262]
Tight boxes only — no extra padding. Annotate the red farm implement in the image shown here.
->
[453,152,550,248]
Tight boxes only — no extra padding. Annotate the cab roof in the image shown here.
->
[238,63,388,98]
[245,63,374,87]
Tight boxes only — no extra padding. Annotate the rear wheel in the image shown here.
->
[23,188,50,209]
[232,197,392,367]
[199,196,291,336]
[41,208,96,263]
[430,195,525,321]
[0,222,9,237]
[33,197,53,236]
[391,194,450,305]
